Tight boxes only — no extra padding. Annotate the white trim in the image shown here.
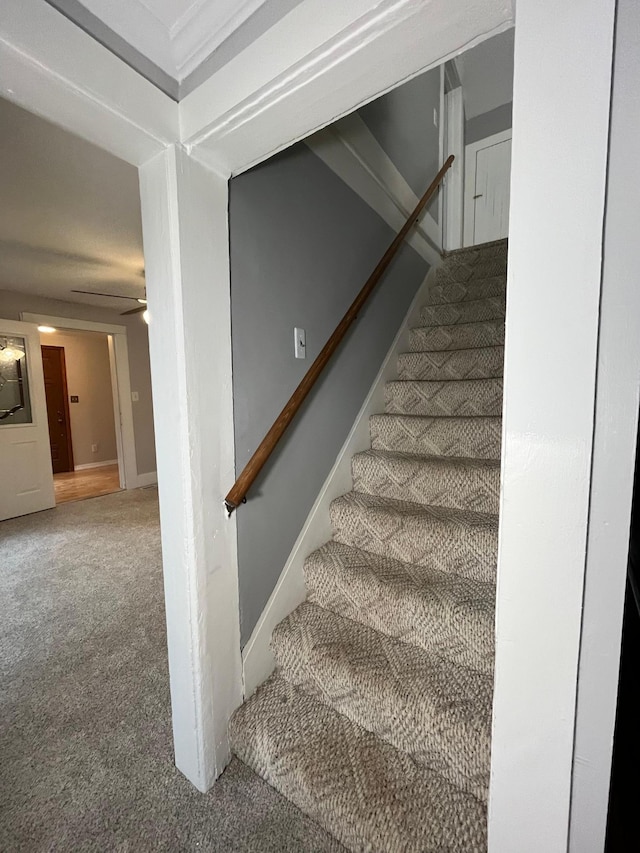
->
[107,335,125,490]
[569,0,640,846]
[180,0,514,175]
[306,115,441,266]
[437,63,445,241]
[488,0,616,847]
[74,459,118,471]
[135,470,158,488]
[139,147,242,792]
[0,0,178,167]
[444,86,465,250]
[242,264,440,696]
[21,315,127,335]
[463,128,512,247]
[22,312,138,492]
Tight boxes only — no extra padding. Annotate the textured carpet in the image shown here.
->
[0,488,343,852]
[231,239,508,852]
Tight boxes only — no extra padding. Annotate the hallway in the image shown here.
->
[53,464,121,504]
[0,488,341,852]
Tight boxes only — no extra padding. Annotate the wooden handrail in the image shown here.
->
[225,154,455,514]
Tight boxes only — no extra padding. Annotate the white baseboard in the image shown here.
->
[74,459,118,471]
[241,264,441,698]
[135,471,158,488]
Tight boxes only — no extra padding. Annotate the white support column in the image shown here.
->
[488,0,615,850]
[138,146,242,791]
[570,0,640,847]
[443,86,464,251]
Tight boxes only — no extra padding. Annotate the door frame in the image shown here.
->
[41,343,75,473]
[463,127,512,246]
[443,84,465,250]
[22,313,137,491]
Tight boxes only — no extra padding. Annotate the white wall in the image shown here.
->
[488,0,615,850]
[569,0,640,847]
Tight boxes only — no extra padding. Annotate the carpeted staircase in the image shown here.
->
[230,239,508,852]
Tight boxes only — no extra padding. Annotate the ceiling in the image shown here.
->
[456,28,515,119]
[0,96,146,311]
[46,0,304,99]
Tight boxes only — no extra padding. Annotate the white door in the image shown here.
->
[0,319,55,521]
[464,130,512,246]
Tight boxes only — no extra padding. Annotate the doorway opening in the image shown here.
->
[40,327,121,504]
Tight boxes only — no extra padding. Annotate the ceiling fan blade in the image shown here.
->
[70,289,141,301]
[121,304,147,316]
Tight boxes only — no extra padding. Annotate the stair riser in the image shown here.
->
[420,296,505,326]
[305,549,495,674]
[397,347,504,381]
[352,455,500,514]
[272,605,492,802]
[444,242,508,267]
[426,276,506,305]
[409,321,504,352]
[370,415,502,458]
[436,258,507,284]
[385,379,503,418]
[330,503,498,583]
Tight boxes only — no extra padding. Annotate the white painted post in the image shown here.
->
[570,0,640,847]
[488,0,616,850]
[138,146,242,791]
[443,86,464,251]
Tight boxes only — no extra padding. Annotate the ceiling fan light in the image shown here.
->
[142,310,150,325]
[137,298,147,304]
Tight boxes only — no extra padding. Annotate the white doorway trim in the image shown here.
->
[20,312,138,491]
[443,85,465,250]
[463,127,512,247]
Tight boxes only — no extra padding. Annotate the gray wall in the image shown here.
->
[358,67,441,219]
[0,289,156,475]
[466,102,513,145]
[230,144,428,645]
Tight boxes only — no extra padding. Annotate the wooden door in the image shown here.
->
[41,345,74,474]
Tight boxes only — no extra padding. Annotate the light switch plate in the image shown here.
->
[294,327,306,359]
[131,391,139,402]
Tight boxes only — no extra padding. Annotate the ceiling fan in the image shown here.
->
[70,289,148,316]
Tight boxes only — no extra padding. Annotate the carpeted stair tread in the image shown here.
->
[385,378,503,417]
[330,491,498,583]
[230,673,488,853]
[435,257,506,284]
[397,346,504,381]
[408,320,504,352]
[351,449,500,513]
[272,601,492,801]
[425,275,506,306]
[305,540,495,672]
[419,295,506,327]
[369,413,502,458]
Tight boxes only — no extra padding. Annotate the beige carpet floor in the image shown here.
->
[0,488,343,852]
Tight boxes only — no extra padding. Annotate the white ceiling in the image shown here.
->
[457,28,515,119]
[76,0,269,81]
[0,97,145,311]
